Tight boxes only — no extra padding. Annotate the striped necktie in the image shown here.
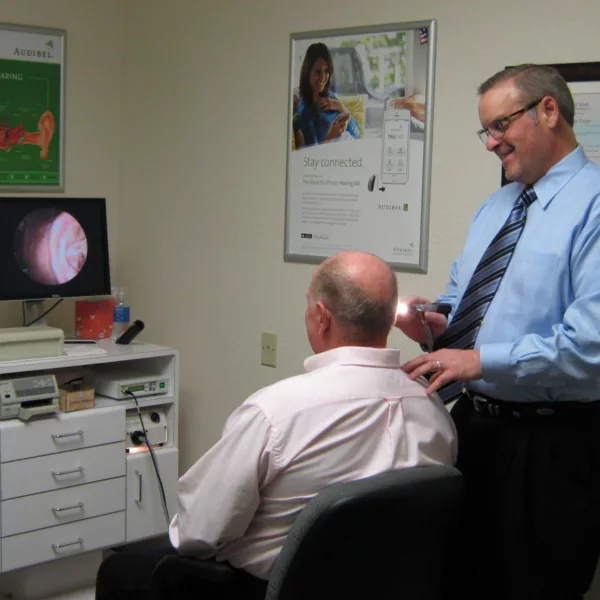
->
[435,185,538,403]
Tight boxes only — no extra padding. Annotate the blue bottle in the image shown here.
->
[111,288,130,341]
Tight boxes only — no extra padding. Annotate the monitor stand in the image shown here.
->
[23,300,47,326]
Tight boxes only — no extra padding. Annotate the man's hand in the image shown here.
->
[401,349,482,395]
[394,295,448,345]
[387,95,426,122]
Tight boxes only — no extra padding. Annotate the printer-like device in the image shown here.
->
[89,367,170,400]
[0,374,60,420]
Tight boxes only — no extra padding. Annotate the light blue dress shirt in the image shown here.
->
[438,146,600,402]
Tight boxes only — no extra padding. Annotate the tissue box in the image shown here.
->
[59,384,95,413]
[75,298,116,340]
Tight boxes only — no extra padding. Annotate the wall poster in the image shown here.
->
[553,62,600,168]
[0,23,65,192]
[284,20,437,272]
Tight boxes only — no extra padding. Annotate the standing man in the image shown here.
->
[397,64,600,600]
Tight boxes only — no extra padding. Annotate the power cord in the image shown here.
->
[22,299,63,326]
[125,390,171,527]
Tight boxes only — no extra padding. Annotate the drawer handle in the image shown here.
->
[135,470,143,504]
[52,430,84,440]
[52,502,84,514]
[52,467,84,477]
[52,537,83,551]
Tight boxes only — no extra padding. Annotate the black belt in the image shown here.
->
[463,389,600,419]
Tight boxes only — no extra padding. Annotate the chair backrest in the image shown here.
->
[265,465,464,600]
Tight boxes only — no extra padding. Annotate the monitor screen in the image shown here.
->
[0,197,111,301]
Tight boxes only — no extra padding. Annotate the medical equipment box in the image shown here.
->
[0,326,64,362]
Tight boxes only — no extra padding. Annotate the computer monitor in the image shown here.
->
[0,197,111,322]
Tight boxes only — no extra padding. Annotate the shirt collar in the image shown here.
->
[304,346,401,372]
[530,145,588,209]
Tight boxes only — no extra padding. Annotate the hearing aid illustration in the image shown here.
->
[367,174,386,192]
[368,174,376,192]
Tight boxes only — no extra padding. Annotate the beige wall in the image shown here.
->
[118,0,600,472]
[0,0,124,331]
[1,0,598,475]
[1,0,600,596]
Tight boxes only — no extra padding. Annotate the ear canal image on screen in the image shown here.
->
[14,208,88,286]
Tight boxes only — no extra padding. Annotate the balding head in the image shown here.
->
[305,251,398,352]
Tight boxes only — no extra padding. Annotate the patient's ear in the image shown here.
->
[316,301,332,335]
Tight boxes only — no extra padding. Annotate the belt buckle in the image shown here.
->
[472,394,484,413]
[536,407,555,416]
[472,394,496,417]
[469,392,557,418]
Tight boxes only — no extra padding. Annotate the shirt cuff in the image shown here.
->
[479,343,513,382]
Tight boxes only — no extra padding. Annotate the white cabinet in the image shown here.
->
[126,446,179,542]
[2,512,125,572]
[2,477,126,537]
[0,405,125,461]
[0,341,179,572]
[1,440,126,499]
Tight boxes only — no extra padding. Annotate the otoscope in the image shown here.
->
[397,302,452,352]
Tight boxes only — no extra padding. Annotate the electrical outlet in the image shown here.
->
[261,332,277,367]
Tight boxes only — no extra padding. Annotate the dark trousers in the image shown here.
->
[446,395,600,600]
[95,544,268,600]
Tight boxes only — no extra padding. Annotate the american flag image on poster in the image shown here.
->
[419,28,428,44]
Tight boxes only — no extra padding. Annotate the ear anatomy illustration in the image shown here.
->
[0,111,55,159]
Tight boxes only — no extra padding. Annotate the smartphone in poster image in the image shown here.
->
[381,109,410,185]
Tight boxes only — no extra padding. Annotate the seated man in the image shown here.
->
[96,250,456,599]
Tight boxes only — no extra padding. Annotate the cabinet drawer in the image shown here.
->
[1,442,126,499]
[0,406,125,462]
[2,476,125,536]
[2,511,125,572]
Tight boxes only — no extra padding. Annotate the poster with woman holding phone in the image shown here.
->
[285,21,437,273]
[293,42,361,149]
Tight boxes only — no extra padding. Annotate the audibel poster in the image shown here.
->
[284,21,437,272]
[0,23,65,192]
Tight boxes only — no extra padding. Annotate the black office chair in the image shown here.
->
[150,465,464,600]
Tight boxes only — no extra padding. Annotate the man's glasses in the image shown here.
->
[477,98,543,145]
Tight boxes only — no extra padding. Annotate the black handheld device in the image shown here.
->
[412,304,452,352]
[115,320,145,345]
[412,303,452,317]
